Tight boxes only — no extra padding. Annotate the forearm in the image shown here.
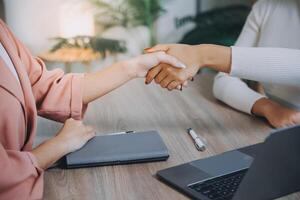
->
[82,51,186,103]
[83,61,135,104]
[31,137,69,170]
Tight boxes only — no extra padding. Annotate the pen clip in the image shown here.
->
[126,131,134,134]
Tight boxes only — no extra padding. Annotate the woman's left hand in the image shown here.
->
[252,98,300,128]
[263,101,300,128]
[126,51,186,78]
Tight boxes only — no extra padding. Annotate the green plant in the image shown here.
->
[90,0,167,45]
[50,36,126,57]
[90,0,131,28]
[128,0,165,45]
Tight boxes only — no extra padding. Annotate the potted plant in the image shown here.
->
[90,0,166,54]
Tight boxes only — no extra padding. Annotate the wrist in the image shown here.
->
[194,44,207,69]
[51,135,73,155]
[196,44,216,68]
[31,136,70,170]
[118,60,137,79]
[251,97,274,117]
[197,44,231,73]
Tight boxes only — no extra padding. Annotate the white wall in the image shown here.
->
[4,0,62,54]
[4,0,251,54]
[156,0,196,43]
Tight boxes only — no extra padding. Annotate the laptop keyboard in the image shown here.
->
[188,169,248,200]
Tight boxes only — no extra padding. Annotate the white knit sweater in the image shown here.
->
[213,0,300,114]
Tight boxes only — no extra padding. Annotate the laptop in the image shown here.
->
[157,125,300,200]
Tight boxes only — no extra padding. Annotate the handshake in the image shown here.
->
[128,43,230,91]
[133,43,206,91]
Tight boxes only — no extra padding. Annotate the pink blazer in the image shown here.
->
[0,20,87,199]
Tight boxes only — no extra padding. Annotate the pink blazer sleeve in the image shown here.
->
[0,145,43,199]
[13,31,87,122]
[0,20,88,199]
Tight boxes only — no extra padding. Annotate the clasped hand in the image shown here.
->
[144,44,204,91]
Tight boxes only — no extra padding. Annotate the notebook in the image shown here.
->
[62,130,169,169]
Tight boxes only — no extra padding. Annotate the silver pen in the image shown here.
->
[187,128,206,151]
[107,130,134,135]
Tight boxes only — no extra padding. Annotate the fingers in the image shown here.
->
[175,81,188,90]
[154,67,169,84]
[160,76,174,88]
[170,79,189,91]
[168,81,181,91]
[154,52,186,69]
[66,118,75,123]
[146,71,191,92]
[64,118,81,128]
[145,65,162,84]
[145,44,169,53]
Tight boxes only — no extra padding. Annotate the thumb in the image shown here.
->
[154,51,186,69]
[145,44,169,53]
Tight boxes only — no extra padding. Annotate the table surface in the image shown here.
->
[37,73,300,200]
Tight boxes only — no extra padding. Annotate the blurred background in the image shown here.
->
[0,0,256,144]
[0,0,255,73]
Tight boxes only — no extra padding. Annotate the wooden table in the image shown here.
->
[37,73,300,200]
[39,48,101,73]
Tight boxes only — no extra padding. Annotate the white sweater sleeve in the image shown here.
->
[213,73,265,114]
[230,47,300,87]
[213,0,267,114]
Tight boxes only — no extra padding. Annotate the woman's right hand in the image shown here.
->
[126,51,186,78]
[55,118,96,153]
[144,44,231,90]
